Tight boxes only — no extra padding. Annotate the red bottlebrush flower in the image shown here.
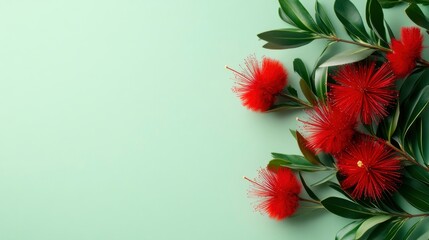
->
[300,104,357,155]
[337,136,402,201]
[227,56,288,112]
[330,62,397,124]
[387,27,424,78]
[245,168,301,220]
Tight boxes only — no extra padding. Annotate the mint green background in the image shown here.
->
[0,1,425,239]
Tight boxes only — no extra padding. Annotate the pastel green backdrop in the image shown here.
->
[0,0,426,239]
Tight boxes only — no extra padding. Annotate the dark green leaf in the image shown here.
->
[385,21,395,41]
[366,0,387,42]
[399,70,426,104]
[422,109,429,165]
[403,217,424,240]
[355,215,392,239]
[287,86,298,97]
[377,0,402,8]
[296,131,320,165]
[335,220,363,240]
[314,67,328,101]
[406,4,429,30]
[262,42,291,50]
[267,102,305,112]
[299,79,317,104]
[319,47,375,67]
[399,179,429,211]
[299,172,320,201]
[258,29,316,49]
[293,58,310,87]
[385,218,407,240]
[328,182,354,201]
[269,153,331,171]
[278,7,296,26]
[399,85,429,139]
[321,197,373,219]
[405,165,429,185]
[278,0,320,33]
[315,1,336,35]
[334,0,370,41]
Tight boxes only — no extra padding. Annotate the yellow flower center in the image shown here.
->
[357,160,364,168]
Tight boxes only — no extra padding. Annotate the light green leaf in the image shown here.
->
[385,218,407,240]
[299,172,319,201]
[314,67,328,102]
[335,220,363,240]
[311,171,337,187]
[355,215,392,239]
[319,47,375,67]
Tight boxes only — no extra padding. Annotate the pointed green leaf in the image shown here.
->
[267,102,306,112]
[278,0,320,33]
[406,4,429,31]
[366,0,387,42]
[293,58,310,87]
[319,47,375,67]
[404,217,424,240]
[400,85,429,139]
[334,0,370,41]
[406,165,429,185]
[258,29,316,49]
[315,1,336,35]
[385,218,407,240]
[287,86,298,97]
[355,215,392,239]
[335,220,363,240]
[299,172,319,201]
[296,131,320,165]
[321,197,373,219]
[422,109,429,165]
[278,7,296,26]
[299,79,317,104]
[399,180,429,212]
[377,0,402,8]
[314,67,328,101]
[385,21,395,41]
[311,171,337,187]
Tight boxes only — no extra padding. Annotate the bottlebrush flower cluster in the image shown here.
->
[229,0,429,239]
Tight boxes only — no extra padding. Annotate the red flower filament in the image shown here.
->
[330,62,397,124]
[337,137,402,201]
[245,168,301,220]
[387,27,424,78]
[227,56,288,112]
[300,104,356,155]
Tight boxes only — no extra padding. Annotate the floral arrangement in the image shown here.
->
[227,0,429,239]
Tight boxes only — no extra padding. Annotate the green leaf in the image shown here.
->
[267,102,306,112]
[315,1,336,35]
[377,0,402,8]
[399,70,426,104]
[311,171,336,186]
[335,220,363,240]
[384,102,400,141]
[399,85,429,140]
[293,58,311,87]
[399,179,429,211]
[366,0,387,42]
[262,42,291,50]
[319,47,375,67]
[299,79,317,104]
[296,131,320,165]
[355,215,392,239]
[385,21,395,41]
[385,218,407,240]
[278,7,296,26]
[313,67,328,101]
[403,218,424,240]
[406,4,429,30]
[268,153,331,171]
[299,172,320,201]
[405,165,429,185]
[287,86,298,97]
[321,197,373,219]
[278,0,320,33]
[258,29,316,49]
[334,0,370,41]
[423,110,429,164]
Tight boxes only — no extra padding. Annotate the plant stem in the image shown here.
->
[418,58,429,68]
[278,92,313,108]
[324,35,392,52]
[299,197,320,204]
[384,140,429,171]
